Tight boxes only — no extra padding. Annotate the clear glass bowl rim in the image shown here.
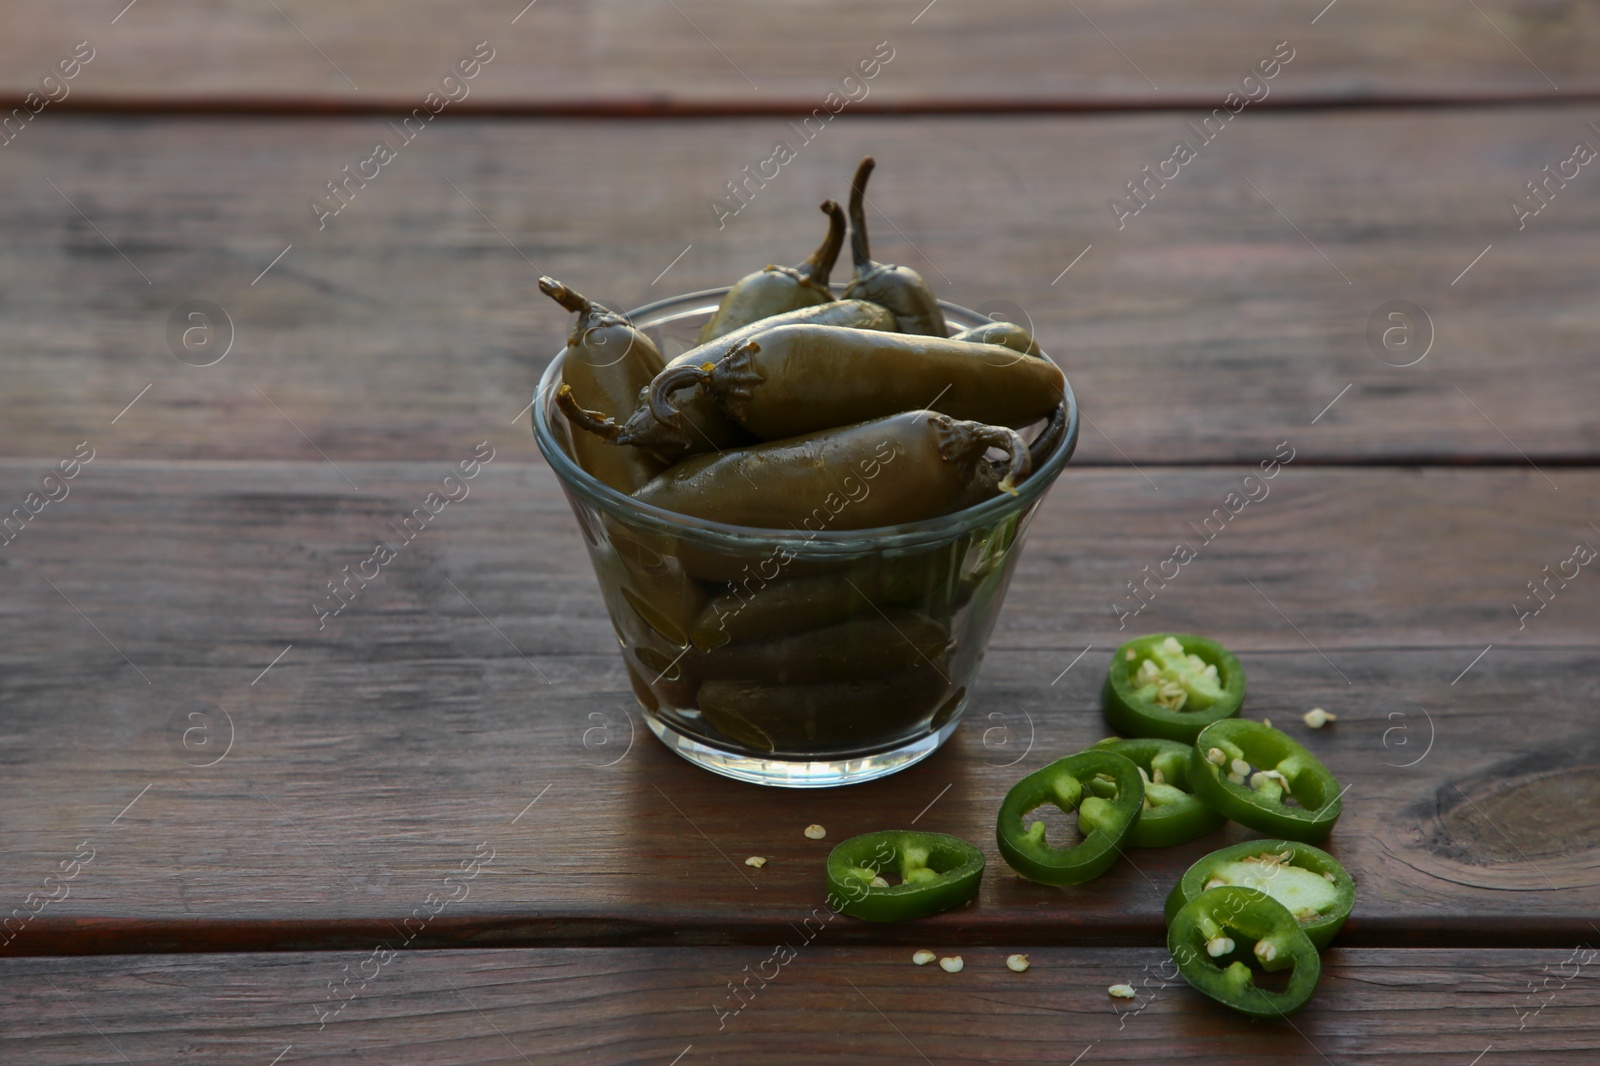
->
[532,286,1080,557]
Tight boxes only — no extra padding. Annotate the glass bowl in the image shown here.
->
[533,287,1079,787]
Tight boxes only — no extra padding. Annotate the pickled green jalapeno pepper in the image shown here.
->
[539,276,667,492]
[1168,886,1322,1018]
[699,200,847,343]
[1190,720,1344,843]
[844,157,947,336]
[601,526,708,647]
[1027,403,1069,473]
[1103,634,1246,742]
[629,410,1030,530]
[1165,840,1354,949]
[690,554,938,651]
[649,324,1065,440]
[694,609,948,683]
[700,658,950,755]
[995,750,1143,885]
[1090,737,1224,848]
[559,299,896,462]
[950,320,1042,358]
[825,830,985,922]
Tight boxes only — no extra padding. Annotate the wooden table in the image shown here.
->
[3,2,1598,1061]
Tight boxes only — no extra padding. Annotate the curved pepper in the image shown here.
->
[825,830,984,922]
[995,750,1143,885]
[700,658,950,755]
[1091,737,1224,848]
[950,320,1042,358]
[694,609,948,683]
[649,324,1065,440]
[629,410,1029,530]
[539,277,667,492]
[689,553,939,651]
[1165,839,1354,949]
[843,157,947,336]
[1103,634,1246,742]
[558,298,896,462]
[1189,720,1344,843]
[699,200,846,342]
[1168,886,1322,1018]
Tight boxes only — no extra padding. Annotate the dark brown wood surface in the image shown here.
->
[5,947,1597,1063]
[5,0,1597,108]
[3,3,1597,1058]
[1,462,1595,955]
[1,109,1598,466]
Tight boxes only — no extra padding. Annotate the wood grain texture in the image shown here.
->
[1,108,1597,465]
[4,0,1598,108]
[4,947,1598,1063]
[1,461,1595,953]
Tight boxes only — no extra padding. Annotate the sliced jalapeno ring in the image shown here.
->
[1103,634,1245,742]
[995,750,1143,886]
[1091,737,1224,848]
[1189,720,1344,843]
[1168,885,1322,1018]
[1165,839,1354,949]
[824,830,984,922]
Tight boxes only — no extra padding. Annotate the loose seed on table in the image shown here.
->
[939,956,964,973]
[804,824,827,840]
[913,949,937,966]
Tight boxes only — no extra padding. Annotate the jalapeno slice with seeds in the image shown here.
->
[1189,720,1344,843]
[1091,737,1224,848]
[1165,839,1354,949]
[995,750,1143,886]
[1103,634,1245,742]
[1168,885,1322,1018]
[824,830,985,922]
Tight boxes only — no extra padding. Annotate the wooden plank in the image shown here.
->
[3,947,1596,1063]
[4,1,1597,108]
[1,462,1596,952]
[1,109,1596,464]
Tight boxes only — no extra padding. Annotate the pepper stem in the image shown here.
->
[538,276,591,315]
[848,156,876,270]
[554,384,622,441]
[647,362,714,426]
[977,425,1032,495]
[797,199,847,288]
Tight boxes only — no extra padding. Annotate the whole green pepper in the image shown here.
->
[539,277,667,492]
[690,553,940,650]
[698,658,951,754]
[1090,736,1225,848]
[693,609,947,683]
[950,320,1042,358]
[1190,720,1344,843]
[699,200,846,343]
[597,525,709,648]
[1028,403,1069,473]
[1165,839,1354,949]
[558,299,895,462]
[628,410,1030,529]
[1168,886,1322,1018]
[649,324,1065,439]
[844,157,947,337]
